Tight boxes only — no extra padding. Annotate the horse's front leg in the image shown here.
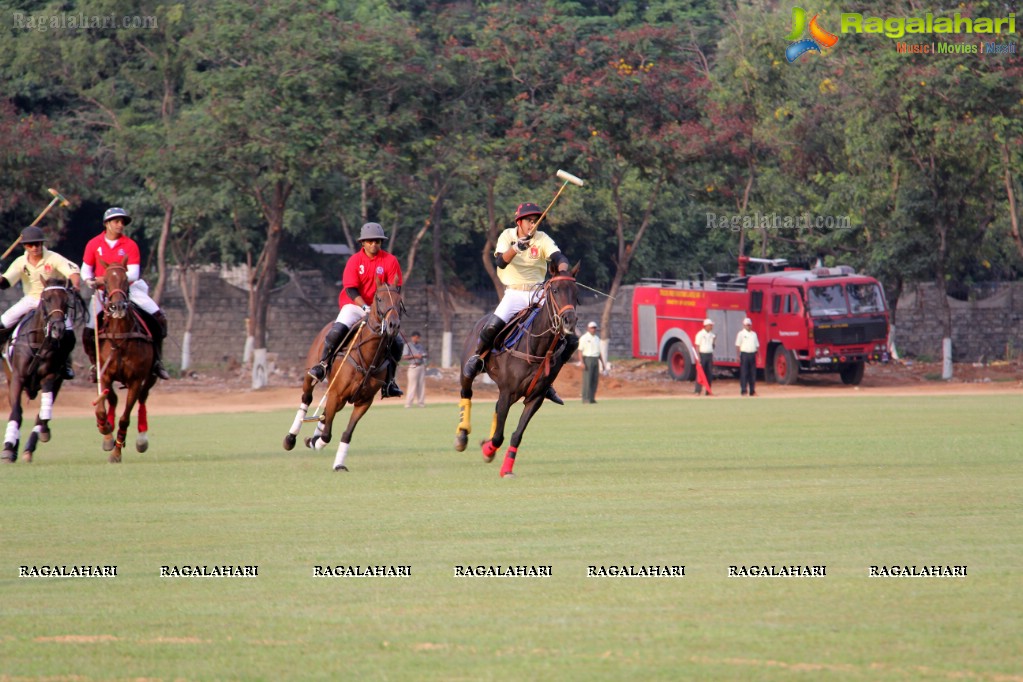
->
[497,395,547,478]
[23,377,58,459]
[2,381,24,463]
[284,374,318,451]
[305,390,342,451]
[480,391,514,465]
[454,369,476,452]
[332,401,372,472]
[110,383,141,464]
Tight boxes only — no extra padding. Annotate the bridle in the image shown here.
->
[366,283,402,338]
[39,285,70,341]
[539,275,578,336]
[102,264,131,319]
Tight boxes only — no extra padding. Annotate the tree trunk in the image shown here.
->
[248,180,291,388]
[151,201,173,304]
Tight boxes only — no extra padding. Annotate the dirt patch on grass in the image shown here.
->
[46,358,1023,418]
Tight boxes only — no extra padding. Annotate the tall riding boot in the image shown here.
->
[152,310,171,380]
[60,330,77,380]
[0,323,12,348]
[82,327,98,383]
[308,322,349,383]
[381,337,404,398]
[544,332,579,406]
[462,314,505,379]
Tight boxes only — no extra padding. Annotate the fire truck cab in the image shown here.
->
[632,258,890,386]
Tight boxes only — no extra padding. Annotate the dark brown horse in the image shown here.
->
[454,267,579,477]
[282,278,402,471]
[1,278,77,463]
[93,257,158,463]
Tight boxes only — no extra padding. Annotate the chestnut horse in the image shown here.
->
[454,267,579,477]
[282,279,402,471]
[1,278,77,463]
[93,257,158,463]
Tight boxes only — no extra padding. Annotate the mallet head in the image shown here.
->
[556,169,585,187]
[47,188,71,207]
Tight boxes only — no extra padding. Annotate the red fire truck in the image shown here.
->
[631,257,890,385]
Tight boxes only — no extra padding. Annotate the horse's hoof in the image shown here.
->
[108,453,121,464]
[333,465,349,472]
[136,434,149,453]
[500,471,515,478]
[39,429,51,444]
[283,434,297,451]
[102,437,115,452]
[23,452,32,464]
[480,440,498,463]
[454,430,468,452]
[304,437,316,450]
[1,450,16,463]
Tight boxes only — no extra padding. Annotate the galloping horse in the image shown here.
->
[283,278,402,471]
[454,266,579,477]
[1,278,77,463]
[93,257,158,463]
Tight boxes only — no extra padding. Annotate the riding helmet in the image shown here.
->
[514,203,543,221]
[103,207,132,225]
[357,222,388,242]
[20,226,45,243]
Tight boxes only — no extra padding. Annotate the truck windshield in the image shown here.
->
[847,283,886,313]
[807,285,848,316]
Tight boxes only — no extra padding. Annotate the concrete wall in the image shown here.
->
[894,282,1023,362]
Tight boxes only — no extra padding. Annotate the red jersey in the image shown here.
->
[82,233,141,277]
[338,249,403,308]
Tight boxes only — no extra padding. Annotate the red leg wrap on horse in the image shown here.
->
[138,403,148,432]
[481,440,498,458]
[106,406,115,427]
[500,446,517,476]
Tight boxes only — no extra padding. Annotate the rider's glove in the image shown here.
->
[362,304,371,313]
[513,238,531,253]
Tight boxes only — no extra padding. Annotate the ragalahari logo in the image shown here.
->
[785,7,839,62]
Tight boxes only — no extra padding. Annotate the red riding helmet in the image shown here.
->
[514,203,543,221]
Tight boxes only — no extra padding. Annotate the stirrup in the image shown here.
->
[381,381,403,398]
[87,365,97,383]
[63,364,76,381]
[308,362,327,383]
[545,385,564,405]
[462,354,483,379]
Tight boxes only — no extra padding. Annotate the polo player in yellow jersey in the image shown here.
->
[462,202,577,405]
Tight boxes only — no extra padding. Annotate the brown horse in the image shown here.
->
[93,257,158,463]
[282,278,402,471]
[1,278,77,463]
[454,267,579,477]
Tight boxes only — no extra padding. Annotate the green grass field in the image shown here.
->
[1,394,1020,681]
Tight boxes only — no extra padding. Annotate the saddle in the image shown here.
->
[97,305,156,342]
[492,304,566,363]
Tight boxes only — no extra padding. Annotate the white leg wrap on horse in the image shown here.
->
[5,421,19,445]
[315,436,328,451]
[40,392,54,421]
[333,442,349,470]
[288,405,308,436]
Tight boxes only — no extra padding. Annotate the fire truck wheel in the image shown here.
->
[665,341,696,382]
[840,361,865,385]
[772,346,799,385]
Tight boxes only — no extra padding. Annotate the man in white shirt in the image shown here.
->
[576,321,605,404]
[735,317,760,396]
[693,318,715,395]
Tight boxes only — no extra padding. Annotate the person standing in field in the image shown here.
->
[735,317,759,396]
[403,330,427,408]
[576,321,605,404]
[693,318,715,395]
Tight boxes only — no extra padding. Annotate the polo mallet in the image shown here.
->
[2,188,71,260]
[527,169,585,238]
